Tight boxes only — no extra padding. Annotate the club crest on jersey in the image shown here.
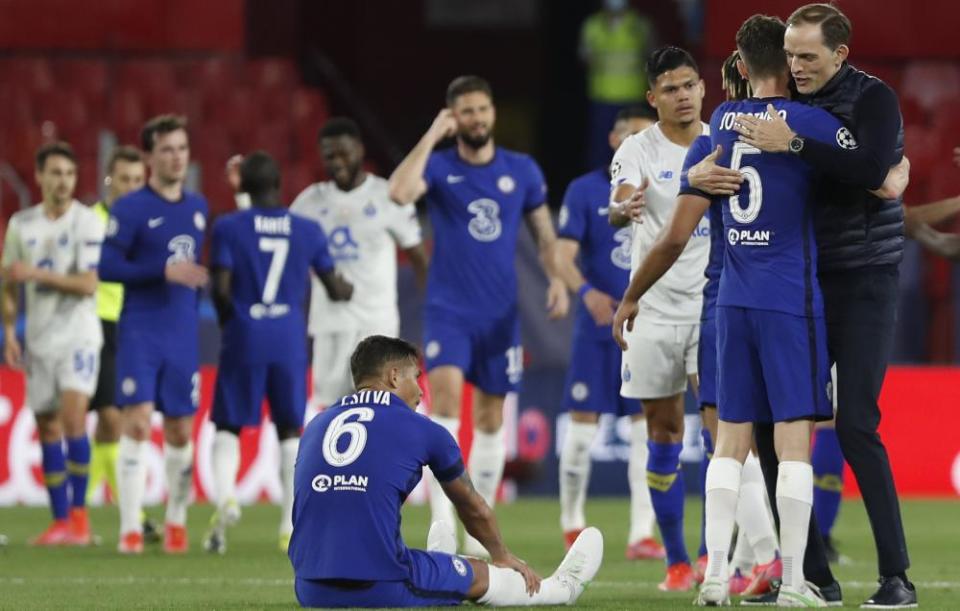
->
[57,233,69,247]
[363,201,377,217]
[497,175,515,194]
[166,235,197,264]
[194,211,206,231]
[452,556,468,577]
[425,341,441,359]
[571,382,589,402]
[836,127,859,150]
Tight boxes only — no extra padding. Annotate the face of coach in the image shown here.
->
[783,16,849,95]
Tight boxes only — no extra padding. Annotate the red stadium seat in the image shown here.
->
[191,125,236,173]
[116,60,178,95]
[902,61,960,112]
[283,161,319,204]
[928,160,960,200]
[245,58,298,90]
[250,122,294,164]
[0,57,55,93]
[291,88,330,126]
[177,57,239,93]
[76,155,101,204]
[145,89,203,124]
[111,88,146,132]
[855,62,902,92]
[206,88,264,135]
[33,93,91,134]
[898,96,927,129]
[52,59,109,96]
[903,125,940,183]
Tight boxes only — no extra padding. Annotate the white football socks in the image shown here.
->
[279,437,299,536]
[478,564,572,606]
[730,527,755,575]
[704,457,742,581]
[737,452,779,565]
[164,441,193,527]
[776,461,814,590]
[558,421,597,532]
[212,431,240,512]
[627,418,655,543]
[428,416,460,528]
[469,428,506,506]
[117,435,147,535]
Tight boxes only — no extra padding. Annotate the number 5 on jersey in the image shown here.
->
[729,142,762,224]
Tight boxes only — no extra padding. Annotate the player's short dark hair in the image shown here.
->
[722,50,752,101]
[239,151,281,197]
[318,117,362,143]
[736,15,788,80]
[786,3,852,51]
[646,46,699,89]
[350,335,420,388]
[35,141,76,171]
[615,102,658,124]
[106,145,144,174]
[141,114,188,152]
[446,75,493,106]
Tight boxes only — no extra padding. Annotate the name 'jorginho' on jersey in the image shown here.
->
[211,207,335,364]
[423,147,547,319]
[709,98,845,317]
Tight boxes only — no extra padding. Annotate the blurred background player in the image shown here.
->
[607,46,709,592]
[288,335,602,608]
[555,105,665,559]
[291,117,427,413]
[388,75,568,555]
[205,151,352,554]
[2,142,103,545]
[99,115,209,554]
[87,146,146,507]
[579,0,656,168]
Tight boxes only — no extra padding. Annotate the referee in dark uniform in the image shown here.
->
[735,4,916,608]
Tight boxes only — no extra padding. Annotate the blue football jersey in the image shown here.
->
[678,135,722,320]
[288,390,464,581]
[709,98,844,317]
[558,168,631,339]
[423,147,547,318]
[99,185,207,333]
[211,207,334,365]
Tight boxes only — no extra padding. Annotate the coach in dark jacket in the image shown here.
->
[734,4,915,609]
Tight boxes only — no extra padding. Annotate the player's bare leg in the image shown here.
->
[643,394,696,591]
[277,427,300,552]
[60,390,93,545]
[462,387,506,557]
[426,365,464,532]
[117,402,153,553]
[162,414,194,554]
[559,411,597,547]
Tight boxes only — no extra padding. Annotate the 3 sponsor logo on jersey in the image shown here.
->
[166,235,197,264]
[467,199,502,242]
[311,473,369,493]
[497,175,515,194]
[611,227,632,270]
[727,227,771,247]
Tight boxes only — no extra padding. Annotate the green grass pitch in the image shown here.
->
[0,498,957,609]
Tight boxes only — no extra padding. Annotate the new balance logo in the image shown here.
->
[657,170,674,180]
[148,217,165,228]
[446,175,466,184]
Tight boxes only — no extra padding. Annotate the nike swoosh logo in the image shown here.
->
[148,217,164,228]
[446,175,465,184]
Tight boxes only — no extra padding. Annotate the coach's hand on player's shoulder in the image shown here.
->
[491,551,542,595]
[3,334,22,369]
[735,103,795,153]
[428,109,458,143]
[165,261,209,289]
[546,277,569,320]
[583,288,617,326]
[612,300,639,351]
[688,145,743,196]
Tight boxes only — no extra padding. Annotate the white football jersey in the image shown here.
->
[2,201,103,357]
[610,122,710,324]
[290,174,422,334]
